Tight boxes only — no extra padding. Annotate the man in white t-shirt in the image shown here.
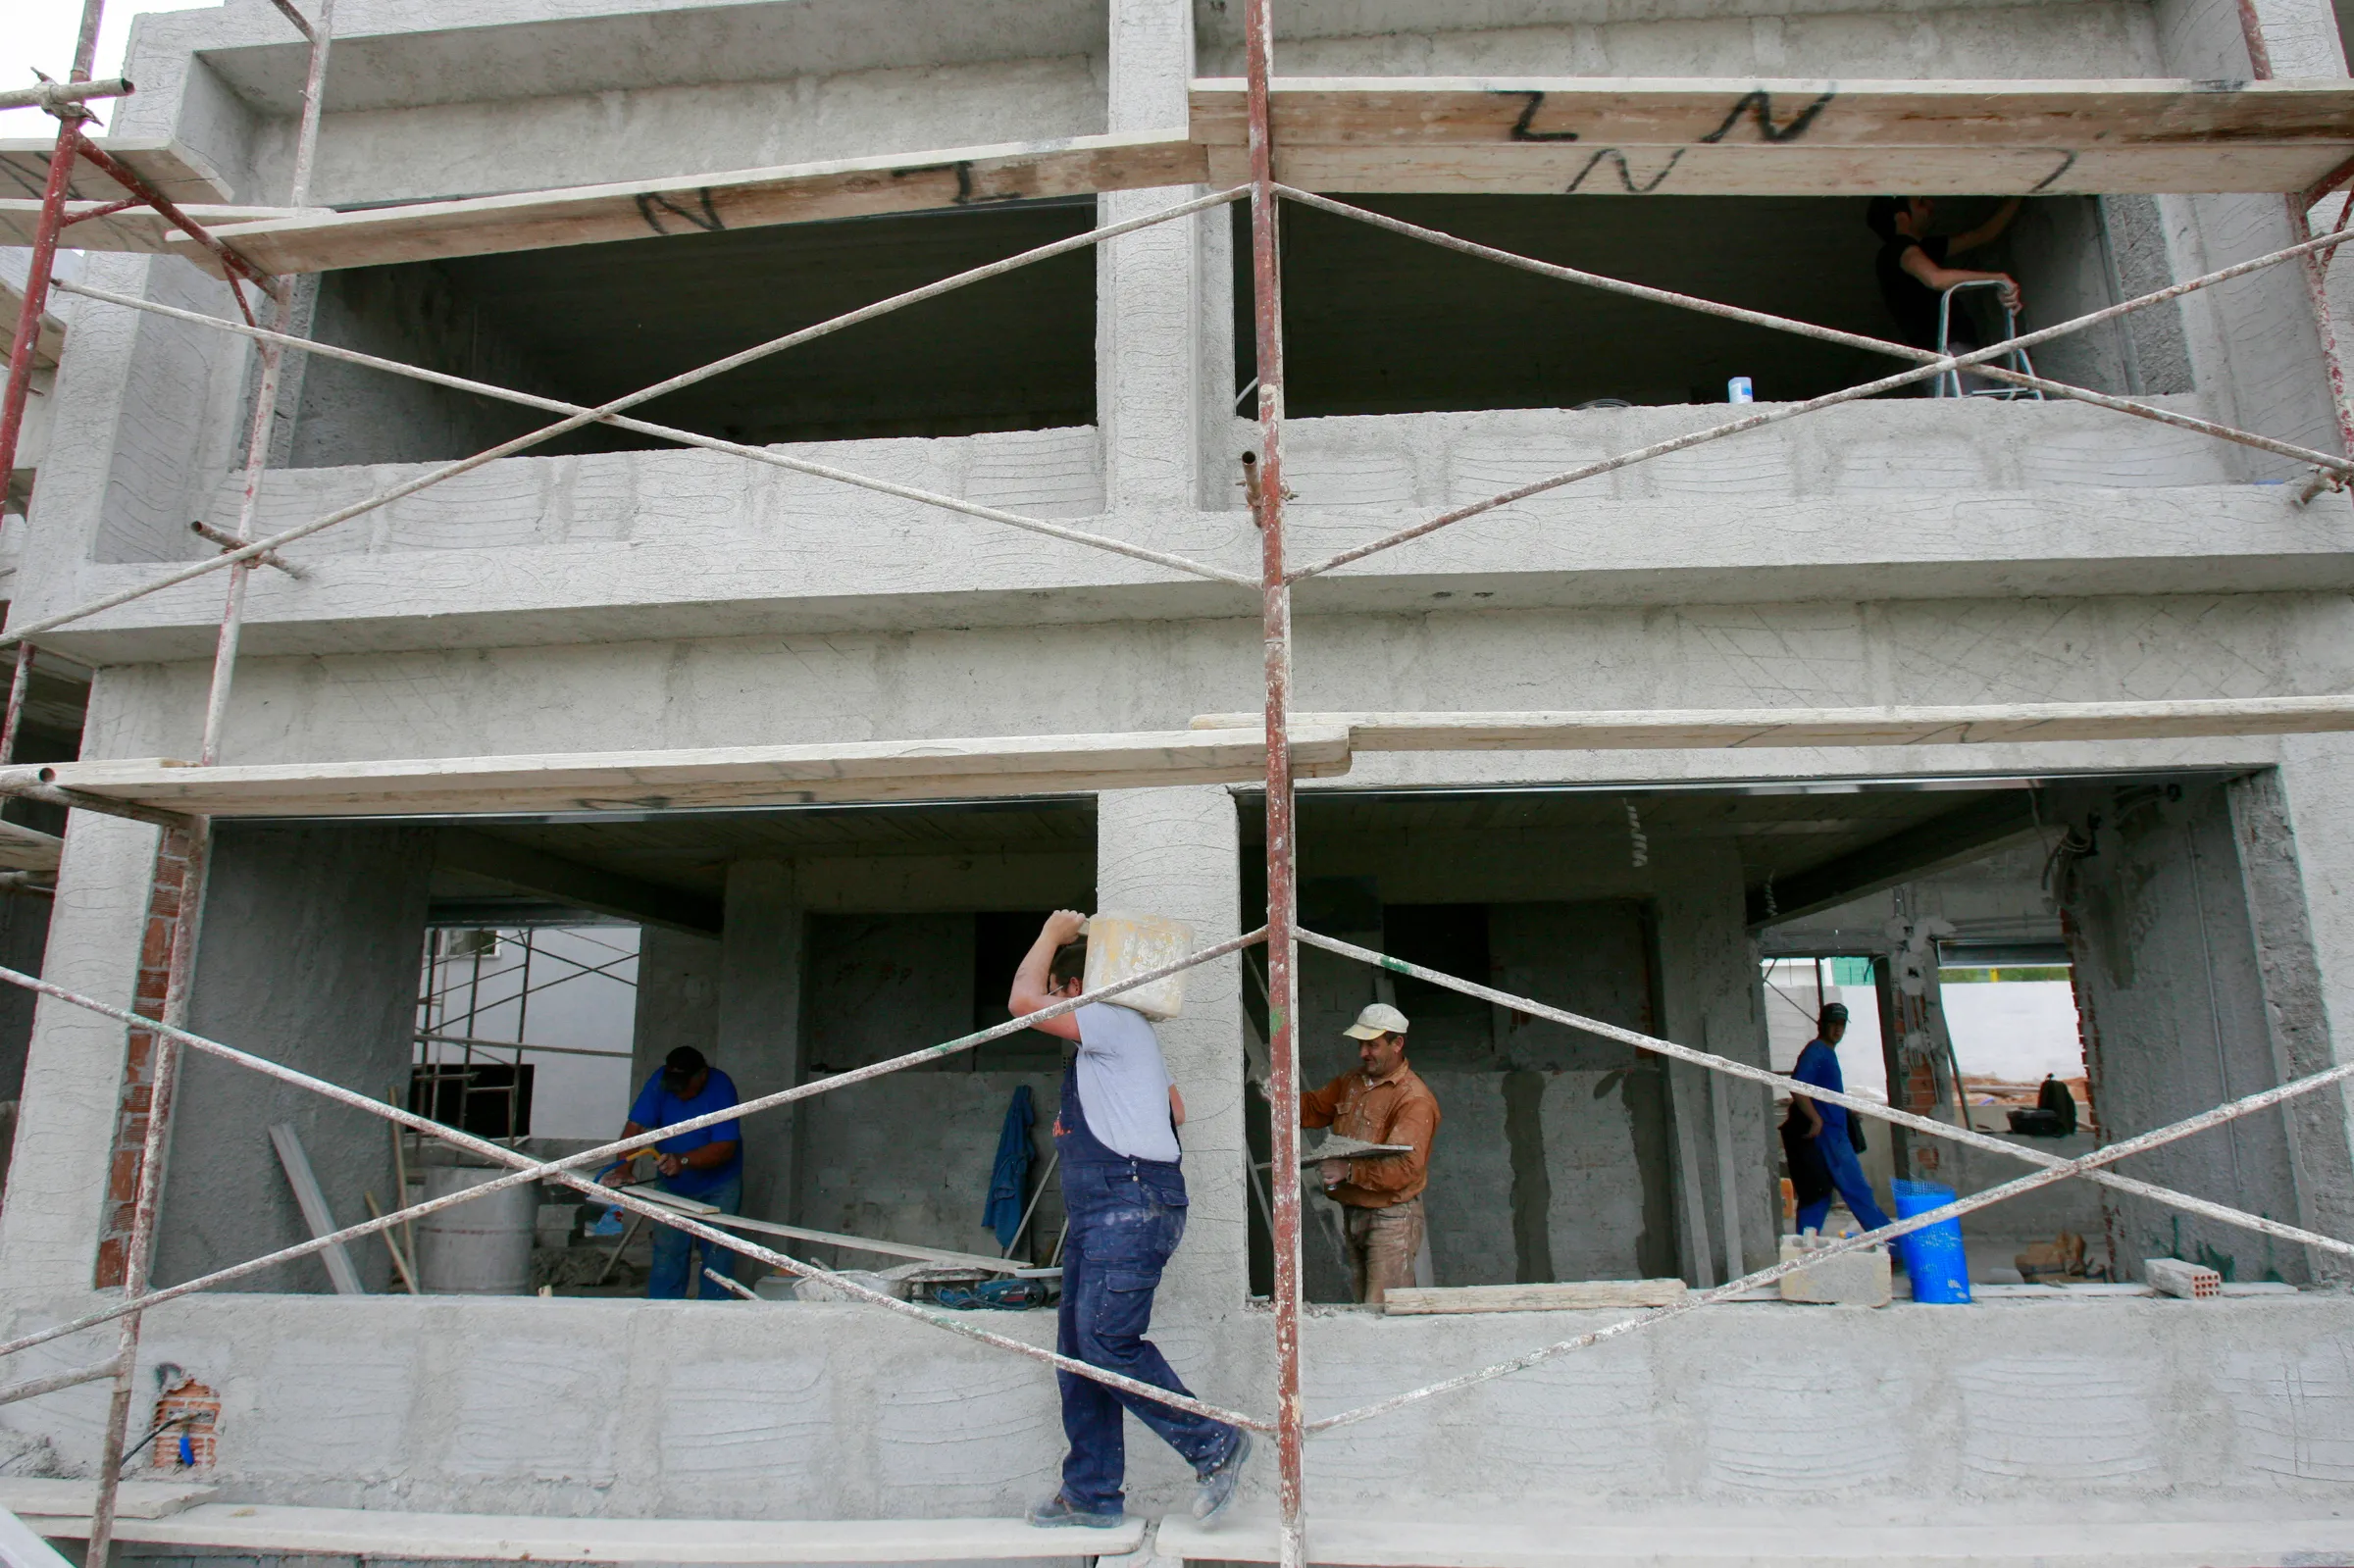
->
[1008,909,1250,1530]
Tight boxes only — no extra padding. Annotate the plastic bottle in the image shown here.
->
[1727,376,1755,403]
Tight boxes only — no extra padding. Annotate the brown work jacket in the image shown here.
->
[1302,1062,1441,1208]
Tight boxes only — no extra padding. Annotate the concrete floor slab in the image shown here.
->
[1158,1504,2354,1566]
[22,1502,1141,1561]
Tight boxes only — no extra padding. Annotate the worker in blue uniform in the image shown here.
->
[600,1045,743,1297]
[1786,1002,1891,1235]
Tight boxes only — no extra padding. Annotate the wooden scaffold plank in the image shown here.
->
[1190,76,2354,196]
[170,130,1210,276]
[1193,695,2354,750]
[0,727,1353,820]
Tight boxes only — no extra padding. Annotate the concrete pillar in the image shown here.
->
[155,824,435,1292]
[0,813,160,1303]
[717,862,804,1227]
[1094,787,1246,1318]
[631,927,722,1103]
[2224,744,2354,1282]
[1652,839,1778,1280]
[2061,781,2313,1282]
[1099,0,1212,515]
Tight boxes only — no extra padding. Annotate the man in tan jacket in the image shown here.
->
[1302,1003,1442,1304]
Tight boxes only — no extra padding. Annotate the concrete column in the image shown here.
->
[631,927,722,1101]
[2061,781,2313,1282]
[717,862,804,1227]
[0,813,160,1304]
[1094,787,1246,1319]
[157,824,435,1292]
[2233,741,2354,1281]
[1099,0,1208,515]
[1652,839,1777,1280]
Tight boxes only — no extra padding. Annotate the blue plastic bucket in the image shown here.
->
[1891,1179,1972,1303]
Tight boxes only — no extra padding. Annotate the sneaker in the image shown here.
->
[1193,1430,1252,1521]
[1025,1492,1125,1530]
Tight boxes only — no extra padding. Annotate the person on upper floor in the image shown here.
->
[1868,195,2022,366]
[1784,1001,1891,1236]
[1303,1002,1441,1305]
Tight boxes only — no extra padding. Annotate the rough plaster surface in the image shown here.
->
[717,863,804,1234]
[2062,782,2312,1283]
[157,823,435,1293]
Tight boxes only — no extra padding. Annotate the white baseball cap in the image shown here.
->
[1343,1002,1410,1040]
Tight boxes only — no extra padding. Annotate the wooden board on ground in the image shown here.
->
[0,137,233,207]
[1191,76,2354,195]
[1383,1279,1690,1314]
[2,726,1353,819]
[0,201,294,255]
[0,1479,214,1521]
[1192,695,2354,751]
[625,1187,1025,1273]
[0,819,63,874]
[16,1502,1146,1559]
[174,131,1209,276]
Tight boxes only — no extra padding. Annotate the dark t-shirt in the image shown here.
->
[1875,234,1952,349]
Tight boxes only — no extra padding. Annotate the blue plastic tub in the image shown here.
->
[1891,1179,1972,1303]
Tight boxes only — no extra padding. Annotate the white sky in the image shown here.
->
[0,0,220,138]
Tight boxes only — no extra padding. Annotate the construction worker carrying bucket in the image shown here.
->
[1007,910,1250,1531]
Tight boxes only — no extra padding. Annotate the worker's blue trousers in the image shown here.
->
[1795,1129,1892,1235]
[646,1174,742,1298]
[1055,1160,1241,1516]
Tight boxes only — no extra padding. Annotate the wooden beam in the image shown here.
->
[0,819,63,875]
[1191,76,2354,195]
[625,1187,1025,1273]
[0,202,291,255]
[1193,695,2354,750]
[1748,792,2041,926]
[435,828,721,936]
[0,138,233,207]
[173,131,1210,276]
[267,1123,365,1295]
[1382,1279,1690,1314]
[1,728,1353,820]
[10,1503,1146,1560]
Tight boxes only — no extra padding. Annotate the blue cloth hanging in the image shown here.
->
[984,1084,1036,1249]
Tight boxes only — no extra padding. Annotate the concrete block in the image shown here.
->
[1779,1234,1893,1307]
[2146,1256,2224,1299]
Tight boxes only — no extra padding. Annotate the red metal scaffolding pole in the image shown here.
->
[1243,0,1306,1561]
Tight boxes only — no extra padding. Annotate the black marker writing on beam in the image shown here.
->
[635,188,725,235]
[1505,90,1582,143]
[1566,146,1685,194]
[1698,87,1839,145]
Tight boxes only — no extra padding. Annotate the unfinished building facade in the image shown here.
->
[5,0,2354,1560]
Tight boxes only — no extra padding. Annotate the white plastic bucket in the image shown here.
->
[415,1165,537,1294]
[1083,911,1195,1020]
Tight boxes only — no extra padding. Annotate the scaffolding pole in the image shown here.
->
[1241,2,1306,1561]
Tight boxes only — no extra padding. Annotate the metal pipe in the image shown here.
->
[1242,2,1307,1560]
[86,819,211,1568]
[285,0,333,208]
[0,1355,119,1407]
[1286,209,2354,582]
[0,2,103,538]
[53,278,1259,590]
[0,644,34,764]
[1311,1045,2354,1434]
[0,78,131,113]
[1298,929,2354,1261]
[1276,187,2350,480]
[197,334,284,764]
[265,0,315,41]
[0,184,1252,647]
[0,778,194,833]
[413,1032,628,1061]
[189,520,304,578]
[0,931,1267,1366]
[68,135,276,303]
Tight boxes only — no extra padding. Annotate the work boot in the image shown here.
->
[1025,1492,1125,1529]
[1193,1430,1252,1521]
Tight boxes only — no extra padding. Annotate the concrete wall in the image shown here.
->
[155,823,436,1293]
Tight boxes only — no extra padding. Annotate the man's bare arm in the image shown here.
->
[1900,246,2021,312]
[1949,197,2021,254]
[1009,909,1086,1042]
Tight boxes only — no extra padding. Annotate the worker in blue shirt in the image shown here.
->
[1787,1003,1892,1235]
[600,1045,742,1297]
